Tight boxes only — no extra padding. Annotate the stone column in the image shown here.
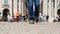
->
[19,0,21,13]
[20,0,24,16]
[48,0,52,17]
[54,0,57,17]
[43,0,48,16]
[1,0,3,17]
[0,0,1,10]
[48,0,54,22]
[51,0,53,17]
[8,0,12,16]
[23,0,27,13]
[14,0,17,16]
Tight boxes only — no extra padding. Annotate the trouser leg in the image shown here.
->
[27,0,35,20]
[34,0,40,22]
[27,0,35,24]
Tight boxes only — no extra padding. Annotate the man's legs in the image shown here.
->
[27,0,35,24]
[34,0,40,23]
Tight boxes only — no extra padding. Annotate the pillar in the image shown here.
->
[8,0,12,16]
[43,0,48,16]
[14,0,17,17]
[19,0,21,14]
[48,0,54,22]
[54,0,57,17]
[0,0,2,17]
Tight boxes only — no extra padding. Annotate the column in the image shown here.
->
[53,0,55,18]
[23,0,27,14]
[1,0,3,16]
[0,0,1,10]
[14,0,17,16]
[19,0,21,15]
[48,0,52,17]
[17,0,19,11]
[0,0,2,17]
[8,0,12,16]
[20,0,24,16]
[48,0,54,22]
[51,0,55,18]
[21,0,24,16]
[54,0,57,17]
[43,0,48,16]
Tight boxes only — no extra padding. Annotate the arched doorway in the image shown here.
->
[3,8,9,21]
[57,9,60,16]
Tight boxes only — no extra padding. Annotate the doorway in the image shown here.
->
[57,9,60,16]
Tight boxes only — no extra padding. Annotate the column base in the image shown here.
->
[48,17,54,22]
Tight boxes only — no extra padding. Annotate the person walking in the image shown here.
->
[27,0,40,24]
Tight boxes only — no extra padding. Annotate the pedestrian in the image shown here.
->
[16,11,21,22]
[27,0,40,24]
[39,13,43,22]
[39,16,43,22]
[46,15,49,22]
[23,14,25,21]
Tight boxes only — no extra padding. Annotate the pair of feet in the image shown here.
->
[29,20,38,24]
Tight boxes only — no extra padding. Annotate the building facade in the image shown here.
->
[43,0,60,22]
[0,0,25,18]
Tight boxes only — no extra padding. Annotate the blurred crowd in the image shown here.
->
[0,11,60,22]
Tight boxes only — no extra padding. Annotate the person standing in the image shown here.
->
[23,13,26,21]
[27,0,40,24]
[16,11,20,22]
[46,15,49,22]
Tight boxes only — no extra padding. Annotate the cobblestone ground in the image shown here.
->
[0,22,60,34]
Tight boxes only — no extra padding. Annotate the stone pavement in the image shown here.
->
[0,22,60,34]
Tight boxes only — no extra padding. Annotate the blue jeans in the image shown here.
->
[27,0,40,20]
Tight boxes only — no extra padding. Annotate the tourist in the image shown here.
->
[16,11,21,22]
[46,15,49,22]
[27,0,40,24]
